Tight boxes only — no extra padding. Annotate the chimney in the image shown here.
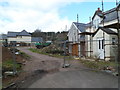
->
[97,8,100,11]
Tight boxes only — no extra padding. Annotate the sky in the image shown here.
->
[0,0,118,34]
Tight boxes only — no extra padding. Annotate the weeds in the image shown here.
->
[2,59,21,71]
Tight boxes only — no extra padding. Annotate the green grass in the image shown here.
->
[29,48,49,55]
[3,59,21,70]
[79,59,117,70]
[19,51,31,59]
[29,48,73,60]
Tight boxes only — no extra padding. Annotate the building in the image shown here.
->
[7,30,31,44]
[86,4,120,61]
[68,4,120,61]
[68,22,87,57]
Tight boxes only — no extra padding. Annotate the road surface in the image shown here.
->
[18,47,118,88]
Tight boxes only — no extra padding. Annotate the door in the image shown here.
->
[72,44,78,56]
[97,38,104,59]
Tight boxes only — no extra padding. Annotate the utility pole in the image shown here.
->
[102,0,105,61]
[11,41,17,75]
[116,0,118,6]
[89,17,92,57]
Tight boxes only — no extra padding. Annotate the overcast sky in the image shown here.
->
[0,0,118,34]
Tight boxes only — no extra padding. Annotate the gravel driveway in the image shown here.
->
[18,47,63,72]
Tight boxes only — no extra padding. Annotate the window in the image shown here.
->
[99,40,101,49]
[112,38,116,45]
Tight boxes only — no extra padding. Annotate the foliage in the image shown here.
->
[40,44,64,55]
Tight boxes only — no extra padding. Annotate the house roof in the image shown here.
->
[103,8,117,23]
[93,27,117,37]
[0,34,7,39]
[17,30,31,36]
[101,4,120,23]
[92,8,103,20]
[79,32,94,35]
[92,4,120,22]
[31,37,43,42]
[7,30,31,37]
[73,22,87,32]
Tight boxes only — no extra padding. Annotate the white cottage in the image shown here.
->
[93,27,118,61]
[68,22,87,57]
[85,4,120,61]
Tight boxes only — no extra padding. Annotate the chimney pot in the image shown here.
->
[98,8,100,11]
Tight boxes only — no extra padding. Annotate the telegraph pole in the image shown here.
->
[12,41,17,75]
[102,0,105,61]
[89,17,92,57]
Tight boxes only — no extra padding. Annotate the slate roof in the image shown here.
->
[93,27,117,37]
[101,4,120,23]
[0,34,7,39]
[103,8,118,23]
[7,30,31,37]
[92,4,120,23]
[73,22,87,32]
[31,37,43,42]
[17,30,31,36]
[100,27,117,35]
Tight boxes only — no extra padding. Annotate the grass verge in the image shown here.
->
[79,59,117,70]
[29,48,73,60]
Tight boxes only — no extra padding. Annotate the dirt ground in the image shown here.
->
[2,47,28,87]
[2,47,91,88]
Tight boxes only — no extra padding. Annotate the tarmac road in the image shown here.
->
[28,69,118,88]
[17,47,118,88]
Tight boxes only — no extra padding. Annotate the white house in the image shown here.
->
[68,22,87,57]
[92,27,118,61]
[85,4,120,61]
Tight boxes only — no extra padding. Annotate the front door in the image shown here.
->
[97,38,104,59]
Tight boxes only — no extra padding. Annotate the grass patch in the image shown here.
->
[3,59,21,71]
[80,59,117,70]
[19,52,31,59]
